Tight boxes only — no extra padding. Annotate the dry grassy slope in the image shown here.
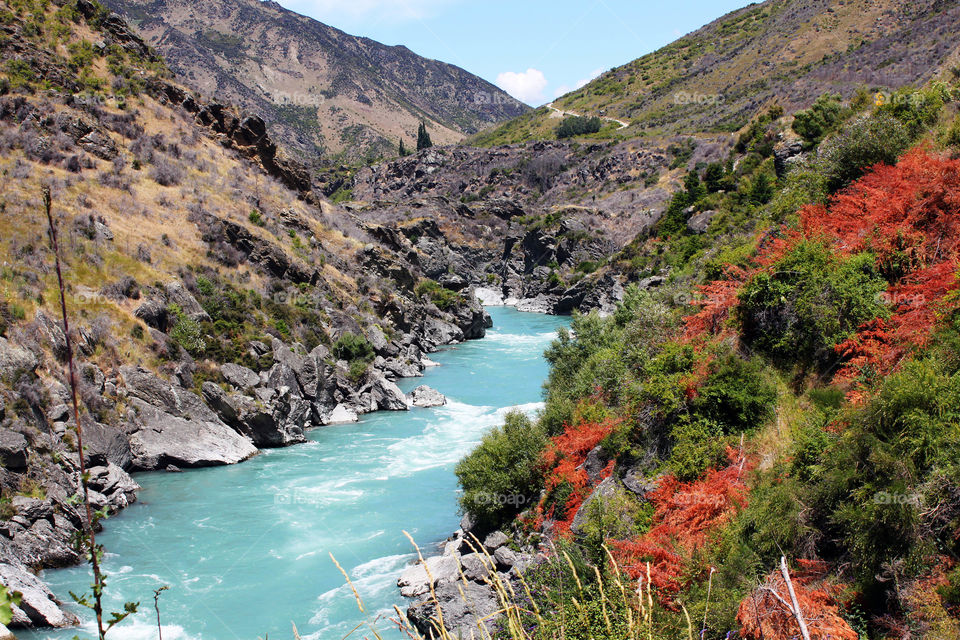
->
[103,0,529,163]
[0,93,371,373]
[472,0,960,145]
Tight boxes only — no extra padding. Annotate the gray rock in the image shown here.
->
[571,476,619,535]
[421,316,463,349]
[493,546,518,569]
[133,299,168,331]
[483,531,508,552]
[0,562,78,628]
[220,363,260,390]
[125,398,257,470]
[686,209,717,234]
[407,580,500,639]
[201,382,239,425]
[83,421,132,469]
[86,463,139,509]
[33,311,67,361]
[163,281,211,323]
[0,338,38,382]
[459,552,494,582]
[0,429,28,470]
[407,385,446,408]
[361,372,408,412]
[397,555,460,598]
[120,365,218,423]
[621,465,658,496]
[0,622,15,639]
[582,445,609,484]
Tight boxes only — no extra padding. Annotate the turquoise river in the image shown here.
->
[23,307,570,640]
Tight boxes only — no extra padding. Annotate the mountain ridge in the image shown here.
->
[104,0,529,162]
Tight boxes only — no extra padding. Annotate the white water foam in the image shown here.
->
[384,400,544,477]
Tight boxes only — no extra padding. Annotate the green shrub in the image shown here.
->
[668,417,728,481]
[816,114,911,192]
[248,210,264,226]
[168,305,206,355]
[414,279,460,311]
[692,352,776,433]
[792,93,845,146]
[456,411,547,531]
[737,241,889,368]
[556,116,602,139]
[331,332,374,363]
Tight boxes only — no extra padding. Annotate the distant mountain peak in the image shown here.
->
[105,0,528,162]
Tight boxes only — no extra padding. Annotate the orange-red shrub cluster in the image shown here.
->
[610,448,749,602]
[535,417,619,537]
[682,149,960,395]
[737,559,858,640]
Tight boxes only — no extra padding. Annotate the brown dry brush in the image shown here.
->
[43,185,140,638]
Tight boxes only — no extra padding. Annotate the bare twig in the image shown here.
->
[44,186,107,639]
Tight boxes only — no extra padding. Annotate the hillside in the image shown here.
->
[472,0,960,145]
[102,0,529,163]
[417,73,960,640]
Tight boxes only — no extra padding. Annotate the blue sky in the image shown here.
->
[274,0,755,106]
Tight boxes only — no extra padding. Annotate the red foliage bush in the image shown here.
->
[610,448,749,602]
[683,148,960,397]
[536,417,619,537]
[737,559,858,640]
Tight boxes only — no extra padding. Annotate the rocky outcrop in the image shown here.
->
[404,528,541,638]
[408,386,446,408]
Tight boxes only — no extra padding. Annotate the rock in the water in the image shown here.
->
[473,287,504,306]
[125,398,257,470]
[407,385,446,408]
[362,372,408,412]
[326,404,358,424]
[397,555,459,598]
[0,562,78,628]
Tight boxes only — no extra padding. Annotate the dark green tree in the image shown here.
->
[416,122,433,150]
[399,138,409,157]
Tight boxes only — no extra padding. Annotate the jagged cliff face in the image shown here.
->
[101,0,529,162]
[473,0,960,145]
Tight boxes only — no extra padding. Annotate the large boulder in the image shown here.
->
[407,580,501,639]
[125,398,257,470]
[86,463,140,510]
[0,429,28,471]
[163,281,211,323]
[407,385,446,408]
[83,421,132,469]
[360,372,408,412]
[397,555,459,598]
[220,363,260,390]
[0,338,38,382]
[0,562,78,628]
[120,366,219,423]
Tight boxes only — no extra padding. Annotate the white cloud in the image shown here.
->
[553,68,604,99]
[284,0,453,22]
[496,68,548,105]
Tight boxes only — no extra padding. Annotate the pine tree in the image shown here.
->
[399,138,409,157]
[416,122,433,150]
